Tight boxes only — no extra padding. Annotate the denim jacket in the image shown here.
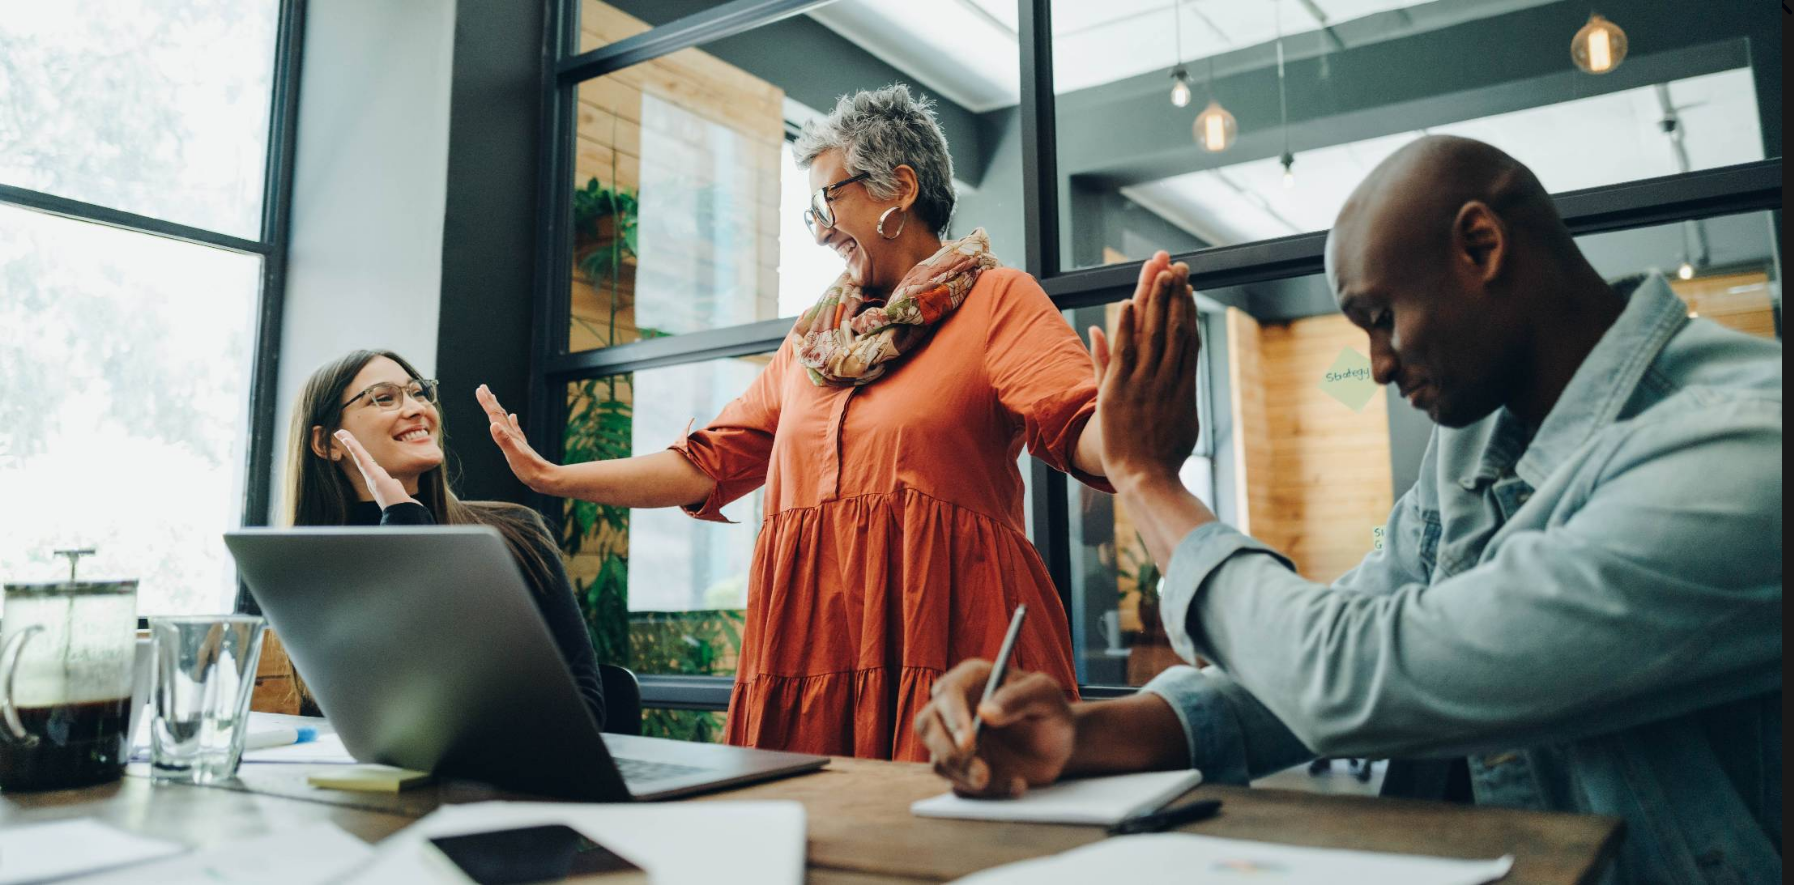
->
[1145,274,1782,885]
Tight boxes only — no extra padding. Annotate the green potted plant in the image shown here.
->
[1127,534,1163,638]
[572,176,638,287]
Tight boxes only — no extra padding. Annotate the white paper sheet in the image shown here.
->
[67,822,374,885]
[240,731,356,765]
[0,819,185,885]
[912,770,1205,825]
[345,801,805,885]
[950,833,1515,885]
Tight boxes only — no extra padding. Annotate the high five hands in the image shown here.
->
[1088,250,1202,488]
[476,384,563,495]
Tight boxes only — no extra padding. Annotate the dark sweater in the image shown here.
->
[349,500,607,731]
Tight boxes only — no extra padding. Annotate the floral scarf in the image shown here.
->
[793,228,998,387]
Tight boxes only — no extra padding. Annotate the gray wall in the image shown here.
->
[1068,178,1204,268]
[273,0,457,515]
[952,106,1025,265]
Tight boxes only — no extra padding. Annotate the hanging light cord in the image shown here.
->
[1172,0,1183,70]
[1276,0,1290,158]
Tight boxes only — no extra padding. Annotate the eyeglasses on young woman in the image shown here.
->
[343,379,440,412]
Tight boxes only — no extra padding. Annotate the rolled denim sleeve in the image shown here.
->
[1158,522,1295,665]
[1160,438,1441,666]
[1178,403,1783,760]
[1141,665,1317,784]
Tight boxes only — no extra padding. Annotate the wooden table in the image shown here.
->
[1,758,1621,883]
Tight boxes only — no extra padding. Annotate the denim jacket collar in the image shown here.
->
[1460,274,1688,490]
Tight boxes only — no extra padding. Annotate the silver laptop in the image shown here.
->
[224,526,827,801]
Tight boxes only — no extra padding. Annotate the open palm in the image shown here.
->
[476,385,560,493]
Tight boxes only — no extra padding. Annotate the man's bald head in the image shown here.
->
[1323,136,1603,429]
[1329,135,1569,282]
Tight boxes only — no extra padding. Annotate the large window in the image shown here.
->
[532,0,1780,730]
[0,0,300,616]
[0,1,279,236]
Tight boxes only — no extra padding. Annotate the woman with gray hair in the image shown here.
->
[479,84,1113,761]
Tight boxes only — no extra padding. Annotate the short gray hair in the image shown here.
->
[794,84,956,236]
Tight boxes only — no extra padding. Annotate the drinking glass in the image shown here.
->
[148,615,266,783]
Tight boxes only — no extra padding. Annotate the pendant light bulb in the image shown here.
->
[1194,100,1237,152]
[1280,152,1295,189]
[1571,14,1627,74]
[1169,67,1192,108]
[1677,260,1695,281]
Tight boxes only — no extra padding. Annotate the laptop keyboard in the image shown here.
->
[613,756,707,784]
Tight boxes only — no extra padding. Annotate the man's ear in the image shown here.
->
[1454,201,1506,286]
[309,426,339,462]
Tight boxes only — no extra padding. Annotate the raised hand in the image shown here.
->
[333,429,418,510]
[914,660,1077,798]
[1088,251,1200,488]
[476,384,563,495]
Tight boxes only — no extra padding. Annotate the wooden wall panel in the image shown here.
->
[1670,271,1779,340]
[1228,312,1393,584]
[1225,307,1273,543]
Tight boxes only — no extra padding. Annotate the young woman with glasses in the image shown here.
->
[283,349,605,728]
[479,84,1129,762]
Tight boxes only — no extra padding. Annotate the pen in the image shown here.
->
[243,725,319,751]
[1107,798,1224,836]
[969,604,1027,745]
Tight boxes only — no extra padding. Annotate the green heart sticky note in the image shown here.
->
[1320,347,1378,411]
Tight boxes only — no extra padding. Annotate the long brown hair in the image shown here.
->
[281,350,564,707]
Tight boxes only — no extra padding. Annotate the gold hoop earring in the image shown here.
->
[877,206,907,240]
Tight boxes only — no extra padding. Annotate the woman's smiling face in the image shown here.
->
[327,356,444,491]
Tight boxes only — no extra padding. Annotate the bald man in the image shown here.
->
[916,137,1781,884]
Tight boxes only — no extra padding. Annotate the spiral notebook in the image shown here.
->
[911,770,1204,825]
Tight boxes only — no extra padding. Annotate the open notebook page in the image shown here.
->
[911,770,1204,825]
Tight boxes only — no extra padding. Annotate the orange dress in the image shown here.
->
[670,268,1110,761]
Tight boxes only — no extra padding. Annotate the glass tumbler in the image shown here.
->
[148,615,266,784]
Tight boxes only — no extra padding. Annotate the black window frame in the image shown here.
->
[529,0,1783,712]
[0,0,309,620]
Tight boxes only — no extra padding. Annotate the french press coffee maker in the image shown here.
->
[0,548,139,791]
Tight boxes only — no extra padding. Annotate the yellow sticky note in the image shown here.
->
[306,765,434,793]
[1320,348,1378,411]
[1372,525,1386,552]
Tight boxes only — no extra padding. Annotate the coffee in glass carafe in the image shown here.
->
[0,549,139,791]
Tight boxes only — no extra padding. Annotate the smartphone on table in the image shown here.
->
[426,824,647,884]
